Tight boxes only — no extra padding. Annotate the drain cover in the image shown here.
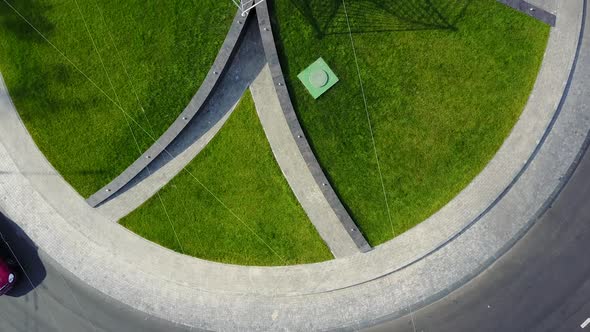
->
[297,58,339,99]
[309,69,329,88]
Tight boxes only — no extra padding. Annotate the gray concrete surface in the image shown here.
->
[86,9,251,208]
[251,65,365,257]
[96,18,266,221]
[498,0,557,25]
[0,0,585,330]
[527,0,559,14]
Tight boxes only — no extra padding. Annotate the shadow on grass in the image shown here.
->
[0,60,111,195]
[0,212,46,297]
[0,0,53,43]
[288,0,472,38]
[8,62,108,119]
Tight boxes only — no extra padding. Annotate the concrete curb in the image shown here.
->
[498,0,557,26]
[0,0,585,330]
[86,9,251,208]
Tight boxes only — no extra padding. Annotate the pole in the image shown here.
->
[231,0,265,16]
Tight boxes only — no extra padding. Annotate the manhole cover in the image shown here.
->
[309,69,329,88]
[297,58,339,99]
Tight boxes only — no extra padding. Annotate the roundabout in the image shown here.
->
[0,0,587,330]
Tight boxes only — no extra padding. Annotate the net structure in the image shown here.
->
[232,0,266,16]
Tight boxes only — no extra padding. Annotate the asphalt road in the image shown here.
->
[0,4,589,332]
[0,214,188,332]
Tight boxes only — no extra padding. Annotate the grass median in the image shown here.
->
[121,92,333,266]
[0,0,235,197]
[272,0,550,245]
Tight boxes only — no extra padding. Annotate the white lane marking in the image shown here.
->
[581,317,590,329]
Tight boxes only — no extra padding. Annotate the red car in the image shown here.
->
[0,256,17,295]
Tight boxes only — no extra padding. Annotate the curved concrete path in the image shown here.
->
[95,18,266,221]
[86,9,251,208]
[91,11,370,253]
[255,3,371,253]
[0,0,585,329]
[251,64,369,257]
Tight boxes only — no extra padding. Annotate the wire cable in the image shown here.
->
[341,0,395,237]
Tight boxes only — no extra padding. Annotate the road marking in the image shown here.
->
[581,317,590,329]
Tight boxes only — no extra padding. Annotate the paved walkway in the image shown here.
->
[96,19,266,221]
[0,0,584,330]
[251,65,367,257]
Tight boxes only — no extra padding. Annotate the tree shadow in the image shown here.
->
[0,212,46,297]
[8,62,107,119]
[0,0,54,43]
[287,0,472,38]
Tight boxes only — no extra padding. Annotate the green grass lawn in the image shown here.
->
[272,0,550,245]
[120,92,333,266]
[0,0,235,197]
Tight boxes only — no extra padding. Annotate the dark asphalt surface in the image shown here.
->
[0,4,589,332]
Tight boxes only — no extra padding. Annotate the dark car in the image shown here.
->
[0,241,18,295]
[0,252,17,295]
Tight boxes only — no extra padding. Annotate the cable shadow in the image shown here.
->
[0,212,46,297]
[287,0,472,38]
